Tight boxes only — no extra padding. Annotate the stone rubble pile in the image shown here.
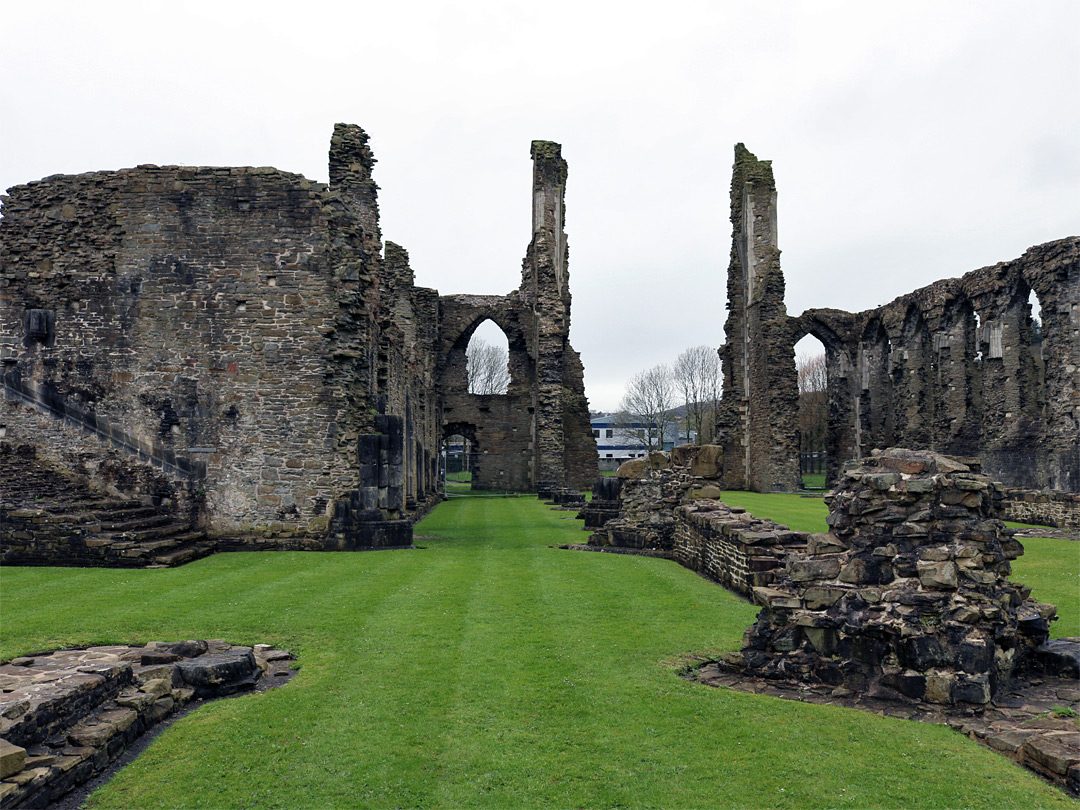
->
[728,449,1057,705]
[0,640,293,808]
[588,445,726,551]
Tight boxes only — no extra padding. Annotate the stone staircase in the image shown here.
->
[0,447,215,568]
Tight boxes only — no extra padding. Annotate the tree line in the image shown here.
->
[614,345,722,450]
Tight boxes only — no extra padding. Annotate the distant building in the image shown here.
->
[590,415,694,471]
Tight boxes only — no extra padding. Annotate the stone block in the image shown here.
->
[917,561,957,590]
[1022,733,1079,776]
[0,739,26,779]
[788,557,841,582]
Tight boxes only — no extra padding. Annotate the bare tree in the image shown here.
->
[467,338,510,395]
[616,364,676,450]
[797,352,828,453]
[673,345,722,444]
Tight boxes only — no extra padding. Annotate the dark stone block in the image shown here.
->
[1035,638,1080,678]
[957,642,992,674]
[175,649,258,697]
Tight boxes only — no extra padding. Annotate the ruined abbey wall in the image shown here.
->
[718,146,1080,493]
[1,125,597,555]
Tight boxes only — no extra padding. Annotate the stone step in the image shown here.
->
[138,537,180,552]
[156,542,206,565]
[97,512,167,531]
[155,540,213,567]
[110,522,189,544]
[45,498,142,515]
[92,505,158,522]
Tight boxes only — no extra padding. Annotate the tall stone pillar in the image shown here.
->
[521,141,596,491]
[716,145,801,492]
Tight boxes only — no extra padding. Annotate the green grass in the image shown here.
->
[800,473,827,489]
[0,496,1075,808]
[720,490,830,533]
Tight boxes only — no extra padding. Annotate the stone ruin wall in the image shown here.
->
[587,446,1060,708]
[718,146,1080,495]
[0,125,597,558]
[588,444,808,598]
[736,449,1056,707]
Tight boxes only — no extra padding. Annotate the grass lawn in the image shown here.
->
[0,496,1075,809]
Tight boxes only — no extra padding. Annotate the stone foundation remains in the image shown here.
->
[729,449,1056,705]
[716,145,1079,493]
[0,640,294,808]
[1000,488,1080,532]
[576,477,622,529]
[590,446,1064,708]
[587,444,808,595]
[1,125,597,565]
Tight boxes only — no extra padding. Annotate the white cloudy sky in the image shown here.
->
[3,1,1077,410]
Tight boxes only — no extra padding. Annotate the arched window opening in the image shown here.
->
[466,320,511,395]
[795,334,827,489]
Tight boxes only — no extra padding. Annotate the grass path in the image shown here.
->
[0,495,1075,808]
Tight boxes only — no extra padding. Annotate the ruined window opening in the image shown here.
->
[466,319,511,395]
[973,311,983,362]
[794,334,828,468]
[443,433,473,484]
[1027,287,1046,420]
[1028,288,1043,345]
[24,309,54,346]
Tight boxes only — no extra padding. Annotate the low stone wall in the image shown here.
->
[1001,488,1080,531]
[672,504,807,597]
[576,478,622,529]
[588,445,809,597]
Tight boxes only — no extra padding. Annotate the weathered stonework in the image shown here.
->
[0,641,293,808]
[716,146,1080,493]
[1000,488,1080,531]
[731,449,1056,706]
[1,125,597,563]
[716,146,801,493]
[587,444,809,596]
[436,141,595,494]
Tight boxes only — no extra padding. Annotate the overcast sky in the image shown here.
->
[3,1,1077,410]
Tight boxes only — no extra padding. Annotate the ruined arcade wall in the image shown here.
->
[715,144,1079,493]
[795,238,1080,491]
[434,141,597,493]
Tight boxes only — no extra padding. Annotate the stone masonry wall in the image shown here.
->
[2,124,593,559]
[0,162,356,537]
[732,449,1057,705]
[434,141,597,493]
[588,444,807,596]
[1000,488,1080,531]
[716,145,801,493]
[715,144,1079,494]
